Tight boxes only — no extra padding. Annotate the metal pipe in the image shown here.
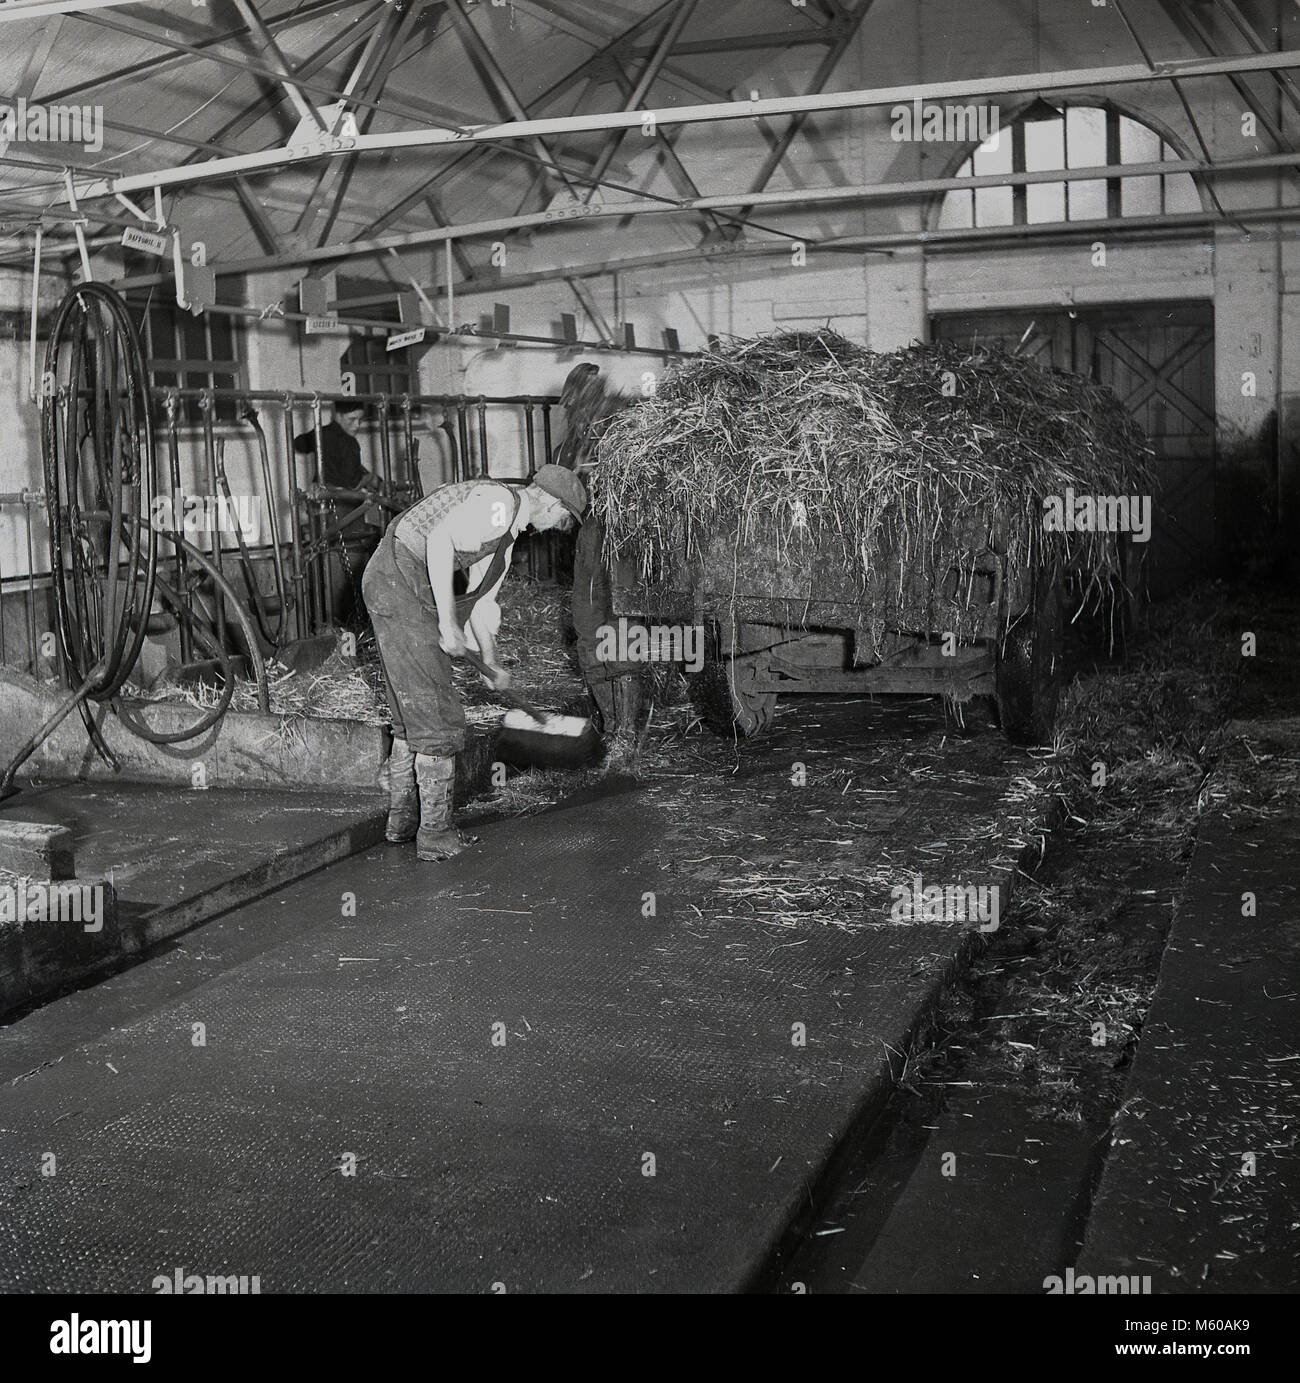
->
[199,390,228,655]
[281,399,308,643]
[164,393,192,665]
[377,397,392,489]
[24,493,39,675]
[477,399,489,479]
[455,403,470,482]
[400,396,415,492]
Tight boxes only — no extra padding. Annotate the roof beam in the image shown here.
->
[582,0,701,202]
[67,47,1300,204]
[37,0,358,106]
[140,147,1300,279]
[294,4,411,243]
[349,0,700,241]
[0,0,151,22]
[727,0,876,234]
[446,0,578,196]
[230,0,326,132]
[623,29,843,58]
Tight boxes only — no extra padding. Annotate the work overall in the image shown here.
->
[362,481,521,757]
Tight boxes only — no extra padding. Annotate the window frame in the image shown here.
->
[933,100,1203,233]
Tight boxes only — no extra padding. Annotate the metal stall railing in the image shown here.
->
[2,387,565,683]
[0,490,52,678]
[141,387,563,653]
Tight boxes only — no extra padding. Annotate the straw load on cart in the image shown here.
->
[588,330,1153,741]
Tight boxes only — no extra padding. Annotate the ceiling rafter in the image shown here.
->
[313,1,436,248]
[293,3,408,242]
[349,0,694,242]
[39,0,372,107]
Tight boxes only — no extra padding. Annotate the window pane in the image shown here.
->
[1068,178,1107,220]
[209,317,235,363]
[1120,116,1162,167]
[1066,106,1107,166]
[974,185,1014,226]
[972,134,1011,176]
[179,314,207,361]
[1164,172,1201,214]
[148,307,172,356]
[1122,174,1162,216]
[1027,180,1066,223]
[1024,116,1064,171]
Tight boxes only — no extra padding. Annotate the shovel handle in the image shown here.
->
[460,648,547,723]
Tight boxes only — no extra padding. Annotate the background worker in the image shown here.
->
[362,464,587,862]
[294,399,381,626]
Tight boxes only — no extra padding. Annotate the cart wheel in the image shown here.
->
[692,650,776,738]
[995,572,1064,745]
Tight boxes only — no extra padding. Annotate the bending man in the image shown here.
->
[363,465,587,861]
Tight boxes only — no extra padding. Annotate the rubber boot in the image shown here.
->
[384,737,418,843]
[603,674,643,771]
[415,754,463,861]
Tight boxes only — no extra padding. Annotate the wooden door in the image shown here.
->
[932,304,1216,597]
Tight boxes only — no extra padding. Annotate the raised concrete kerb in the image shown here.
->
[0,669,386,792]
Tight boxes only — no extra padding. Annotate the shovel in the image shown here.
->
[461,649,603,769]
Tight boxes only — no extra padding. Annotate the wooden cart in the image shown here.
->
[602,511,1082,744]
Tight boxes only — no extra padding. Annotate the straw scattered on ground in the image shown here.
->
[128,578,587,743]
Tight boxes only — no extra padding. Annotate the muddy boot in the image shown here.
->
[415,754,464,861]
[384,737,418,843]
[602,674,643,771]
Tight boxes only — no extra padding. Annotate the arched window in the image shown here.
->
[936,102,1202,230]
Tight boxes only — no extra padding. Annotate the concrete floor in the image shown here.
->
[0,698,1047,1293]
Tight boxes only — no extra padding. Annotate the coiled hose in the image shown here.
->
[1,283,267,798]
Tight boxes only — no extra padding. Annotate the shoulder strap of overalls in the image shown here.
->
[454,486,522,623]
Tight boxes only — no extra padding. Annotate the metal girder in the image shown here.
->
[726,0,876,236]
[623,29,845,58]
[0,0,147,21]
[506,0,726,101]
[1161,0,1293,151]
[1215,0,1300,120]
[295,4,417,245]
[128,147,1300,281]
[12,13,64,99]
[447,200,1300,296]
[446,0,578,196]
[582,0,701,203]
[566,278,615,344]
[608,60,727,239]
[38,0,359,106]
[351,0,712,243]
[184,3,391,163]
[76,7,471,136]
[65,46,1300,206]
[231,0,326,132]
